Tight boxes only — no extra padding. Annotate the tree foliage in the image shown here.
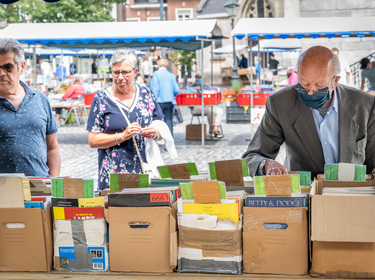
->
[0,0,127,23]
[172,50,196,79]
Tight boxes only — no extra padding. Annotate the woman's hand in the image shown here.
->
[141,126,160,140]
[119,122,142,142]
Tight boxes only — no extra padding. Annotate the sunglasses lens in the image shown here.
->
[3,64,14,72]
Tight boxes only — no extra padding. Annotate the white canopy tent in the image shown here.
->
[231,17,375,40]
[1,20,222,51]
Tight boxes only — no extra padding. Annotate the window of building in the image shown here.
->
[175,8,193,21]
[147,17,161,21]
[126,18,141,22]
[248,0,273,18]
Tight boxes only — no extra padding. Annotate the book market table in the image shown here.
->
[0,271,335,279]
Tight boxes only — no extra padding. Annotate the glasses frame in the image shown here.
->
[111,68,135,78]
[296,76,337,96]
[0,63,16,73]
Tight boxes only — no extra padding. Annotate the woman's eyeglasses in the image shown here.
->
[112,69,135,77]
[0,63,16,73]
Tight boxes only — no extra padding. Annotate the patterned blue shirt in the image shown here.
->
[86,85,164,190]
[311,90,339,164]
[0,81,58,176]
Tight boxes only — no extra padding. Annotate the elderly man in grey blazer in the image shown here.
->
[243,45,375,179]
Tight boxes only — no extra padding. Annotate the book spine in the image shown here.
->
[245,197,305,207]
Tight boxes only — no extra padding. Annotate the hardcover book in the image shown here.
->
[244,196,306,207]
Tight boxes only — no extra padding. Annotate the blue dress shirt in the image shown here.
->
[311,90,339,164]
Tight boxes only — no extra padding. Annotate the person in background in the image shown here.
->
[239,54,248,69]
[38,58,52,88]
[243,45,375,179]
[191,72,224,138]
[278,68,294,86]
[54,74,86,124]
[81,74,92,94]
[360,57,375,93]
[56,63,67,82]
[87,49,166,190]
[0,38,60,176]
[166,54,173,73]
[268,53,279,75]
[331,47,353,87]
[91,58,98,75]
[136,75,147,87]
[141,56,151,80]
[254,56,262,86]
[151,58,180,136]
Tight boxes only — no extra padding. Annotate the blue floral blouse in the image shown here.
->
[86,85,164,190]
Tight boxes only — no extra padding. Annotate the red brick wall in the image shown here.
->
[124,0,200,21]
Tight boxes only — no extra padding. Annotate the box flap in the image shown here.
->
[118,174,140,189]
[167,164,190,179]
[63,178,83,198]
[191,181,221,204]
[264,175,292,197]
[0,177,25,208]
[215,159,244,187]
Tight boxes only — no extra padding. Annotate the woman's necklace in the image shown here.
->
[0,89,24,100]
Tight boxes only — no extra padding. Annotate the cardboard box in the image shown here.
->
[0,207,53,271]
[310,179,375,278]
[53,218,108,271]
[186,124,207,140]
[310,180,375,242]
[177,213,242,275]
[107,206,177,272]
[311,241,375,278]
[243,207,308,275]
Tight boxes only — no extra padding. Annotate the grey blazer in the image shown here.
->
[242,84,375,178]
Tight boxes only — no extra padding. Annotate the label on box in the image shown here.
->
[58,246,106,271]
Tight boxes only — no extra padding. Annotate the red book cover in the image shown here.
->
[54,206,104,220]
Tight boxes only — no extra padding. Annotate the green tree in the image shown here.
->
[172,50,196,84]
[0,0,127,23]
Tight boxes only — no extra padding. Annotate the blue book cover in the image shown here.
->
[244,196,306,207]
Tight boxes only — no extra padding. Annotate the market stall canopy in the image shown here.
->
[1,20,222,51]
[23,46,147,57]
[211,44,248,54]
[249,39,302,52]
[232,17,375,40]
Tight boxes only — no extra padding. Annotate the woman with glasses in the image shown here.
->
[86,49,167,190]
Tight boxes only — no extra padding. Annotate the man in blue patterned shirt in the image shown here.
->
[0,38,60,177]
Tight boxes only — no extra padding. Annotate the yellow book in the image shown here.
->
[182,202,239,222]
[21,177,31,202]
[78,197,105,208]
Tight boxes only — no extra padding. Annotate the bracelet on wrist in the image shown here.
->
[115,132,120,146]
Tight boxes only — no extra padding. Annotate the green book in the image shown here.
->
[157,163,199,179]
[324,163,366,181]
[209,159,249,180]
[51,178,94,198]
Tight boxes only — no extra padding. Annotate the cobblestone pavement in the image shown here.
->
[57,103,285,189]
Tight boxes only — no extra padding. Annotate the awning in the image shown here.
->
[1,20,222,51]
[211,44,248,54]
[232,17,375,40]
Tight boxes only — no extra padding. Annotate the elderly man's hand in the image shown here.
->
[264,160,288,175]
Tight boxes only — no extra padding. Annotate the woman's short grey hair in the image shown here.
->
[110,49,138,69]
[74,74,81,82]
[0,38,25,67]
[331,54,341,77]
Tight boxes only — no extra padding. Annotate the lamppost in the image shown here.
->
[224,0,240,84]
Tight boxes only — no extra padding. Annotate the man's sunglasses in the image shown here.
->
[0,63,16,73]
